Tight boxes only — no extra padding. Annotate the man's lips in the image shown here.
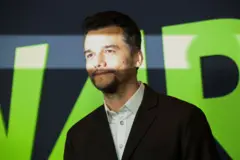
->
[92,70,115,77]
[95,72,110,76]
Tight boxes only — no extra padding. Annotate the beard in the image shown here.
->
[90,70,120,94]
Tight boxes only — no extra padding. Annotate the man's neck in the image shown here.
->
[104,80,140,112]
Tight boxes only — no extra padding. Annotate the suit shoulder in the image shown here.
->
[153,93,209,130]
[155,91,205,119]
[160,93,196,108]
[67,105,103,136]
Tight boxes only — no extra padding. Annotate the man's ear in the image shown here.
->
[135,50,143,68]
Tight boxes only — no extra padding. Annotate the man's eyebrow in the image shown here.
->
[84,49,92,55]
[84,45,119,54]
[104,45,120,49]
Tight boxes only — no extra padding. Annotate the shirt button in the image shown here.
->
[119,144,123,149]
[120,121,124,125]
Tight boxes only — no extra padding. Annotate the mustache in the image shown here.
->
[91,69,116,77]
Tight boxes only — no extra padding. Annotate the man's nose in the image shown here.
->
[96,53,106,68]
[96,61,106,68]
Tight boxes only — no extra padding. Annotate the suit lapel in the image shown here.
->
[88,105,118,160]
[121,84,159,160]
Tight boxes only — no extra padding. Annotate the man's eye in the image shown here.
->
[86,53,93,59]
[105,49,115,54]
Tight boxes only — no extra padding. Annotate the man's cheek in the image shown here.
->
[106,57,119,69]
[86,60,95,69]
[86,65,94,75]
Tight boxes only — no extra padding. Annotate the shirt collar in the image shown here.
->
[104,82,145,116]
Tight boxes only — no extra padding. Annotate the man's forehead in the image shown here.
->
[84,28,125,49]
[88,26,123,34]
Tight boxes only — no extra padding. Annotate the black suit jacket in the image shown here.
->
[64,84,220,160]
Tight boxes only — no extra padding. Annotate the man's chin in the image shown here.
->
[93,81,118,94]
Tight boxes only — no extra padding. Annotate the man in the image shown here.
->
[64,11,220,160]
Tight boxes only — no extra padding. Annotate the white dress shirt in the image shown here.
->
[104,82,145,160]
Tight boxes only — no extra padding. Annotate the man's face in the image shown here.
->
[84,26,137,93]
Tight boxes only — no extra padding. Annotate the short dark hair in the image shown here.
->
[82,11,141,51]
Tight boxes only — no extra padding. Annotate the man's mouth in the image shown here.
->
[95,72,110,76]
[92,70,115,77]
